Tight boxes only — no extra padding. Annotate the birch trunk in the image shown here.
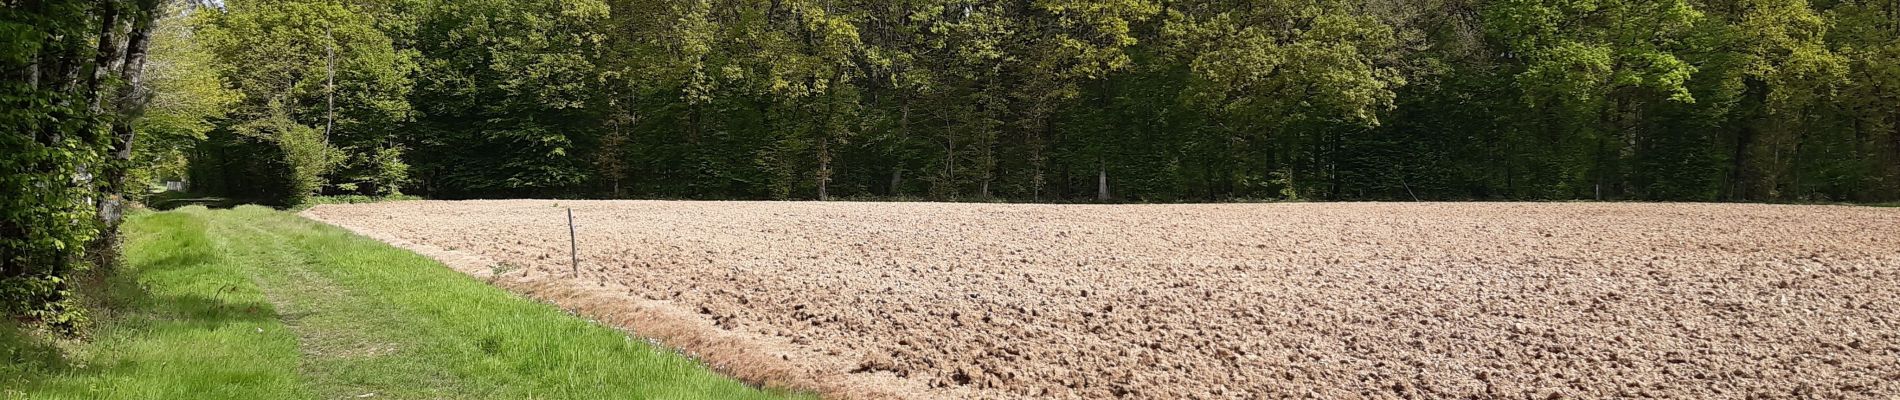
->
[92,1,160,269]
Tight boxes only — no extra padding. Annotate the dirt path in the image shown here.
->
[306,201,1900,399]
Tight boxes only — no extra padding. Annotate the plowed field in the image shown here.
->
[303,201,1900,399]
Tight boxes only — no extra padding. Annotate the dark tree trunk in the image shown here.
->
[1328,129,1341,200]
[1788,119,1808,201]
[1028,112,1046,201]
[325,29,336,145]
[1729,125,1752,200]
[891,96,909,196]
[87,3,120,115]
[1892,109,1900,182]
[943,131,957,198]
[91,0,160,270]
[817,79,838,201]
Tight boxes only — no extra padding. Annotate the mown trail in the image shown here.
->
[2,206,808,400]
[213,209,473,398]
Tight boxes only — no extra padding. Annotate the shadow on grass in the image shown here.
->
[144,191,244,211]
[109,213,280,330]
[2,286,282,388]
[3,211,279,393]
[0,319,67,389]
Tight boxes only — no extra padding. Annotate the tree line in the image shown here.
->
[160,0,1900,205]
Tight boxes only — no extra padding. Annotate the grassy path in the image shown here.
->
[3,206,808,400]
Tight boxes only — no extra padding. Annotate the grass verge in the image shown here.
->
[3,206,809,400]
[3,208,306,399]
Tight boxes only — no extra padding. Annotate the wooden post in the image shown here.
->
[567,208,578,277]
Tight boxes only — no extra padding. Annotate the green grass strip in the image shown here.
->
[4,208,307,399]
[4,206,810,400]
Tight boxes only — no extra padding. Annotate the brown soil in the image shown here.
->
[302,201,1900,399]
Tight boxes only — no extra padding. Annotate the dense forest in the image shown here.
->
[2,0,1897,332]
[93,0,1895,205]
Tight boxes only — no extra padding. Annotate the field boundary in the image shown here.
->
[300,209,934,400]
[300,200,1900,398]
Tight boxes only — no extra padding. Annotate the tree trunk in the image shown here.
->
[893,95,909,197]
[889,169,902,196]
[1029,116,1045,201]
[979,130,993,199]
[1097,160,1109,202]
[1595,134,1608,201]
[92,1,160,270]
[817,85,836,201]
[1788,119,1807,200]
[1328,129,1341,200]
[1892,108,1900,166]
[325,29,336,145]
[1731,124,1756,199]
[943,136,956,198]
[53,33,86,103]
[1888,109,1900,199]
[86,3,120,115]
[1505,136,1516,198]
[818,135,831,201]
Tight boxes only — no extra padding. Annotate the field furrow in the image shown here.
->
[305,201,1900,399]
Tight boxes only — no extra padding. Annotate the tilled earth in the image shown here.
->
[304,201,1900,399]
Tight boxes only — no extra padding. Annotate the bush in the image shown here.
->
[1,14,107,330]
[292,194,423,211]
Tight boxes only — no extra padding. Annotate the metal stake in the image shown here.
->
[567,207,578,277]
[1401,178,1419,202]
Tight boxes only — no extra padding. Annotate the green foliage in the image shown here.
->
[1175,1,1404,128]
[191,0,416,200]
[233,109,344,206]
[132,3,239,194]
[364,144,411,196]
[292,193,422,211]
[395,0,610,197]
[146,0,1900,204]
[2,0,131,329]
